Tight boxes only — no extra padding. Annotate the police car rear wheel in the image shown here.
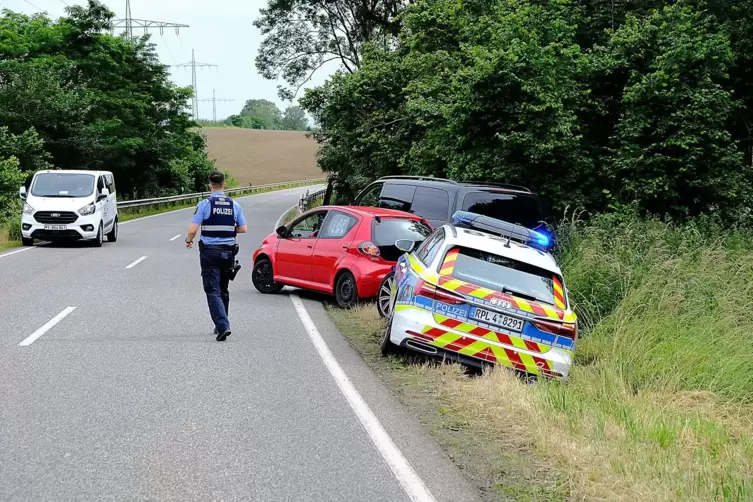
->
[335,271,358,308]
[380,316,398,356]
[252,258,283,294]
[377,272,394,319]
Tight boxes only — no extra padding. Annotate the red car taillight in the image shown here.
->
[415,279,465,305]
[532,319,578,342]
[357,241,380,257]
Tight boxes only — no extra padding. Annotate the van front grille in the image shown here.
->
[34,211,79,224]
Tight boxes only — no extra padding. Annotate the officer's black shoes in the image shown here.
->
[216,329,231,342]
[213,328,218,336]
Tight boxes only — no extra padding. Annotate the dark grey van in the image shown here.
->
[350,176,546,230]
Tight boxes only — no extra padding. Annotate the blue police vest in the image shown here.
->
[201,196,237,239]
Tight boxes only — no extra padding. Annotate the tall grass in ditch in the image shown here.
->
[335,214,753,499]
[514,215,753,500]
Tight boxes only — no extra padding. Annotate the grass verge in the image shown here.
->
[328,215,753,502]
[0,227,20,251]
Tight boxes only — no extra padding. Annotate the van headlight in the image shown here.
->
[78,203,96,216]
[23,203,35,215]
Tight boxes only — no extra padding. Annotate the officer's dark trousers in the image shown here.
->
[199,245,233,333]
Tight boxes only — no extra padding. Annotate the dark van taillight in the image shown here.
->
[415,279,465,305]
[532,319,578,342]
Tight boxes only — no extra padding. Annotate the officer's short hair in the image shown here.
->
[208,170,225,188]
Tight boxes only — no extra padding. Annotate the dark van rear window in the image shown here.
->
[372,218,432,262]
[461,192,542,229]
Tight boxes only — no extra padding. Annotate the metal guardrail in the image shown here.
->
[117,178,326,210]
[275,187,327,230]
[298,188,326,211]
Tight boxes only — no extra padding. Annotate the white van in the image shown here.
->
[19,170,119,247]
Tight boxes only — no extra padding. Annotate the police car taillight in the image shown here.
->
[532,319,578,341]
[358,241,380,257]
[415,279,464,305]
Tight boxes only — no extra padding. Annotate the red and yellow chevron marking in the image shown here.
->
[416,325,560,377]
[552,276,566,309]
[437,275,565,321]
[435,315,552,353]
[439,248,459,275]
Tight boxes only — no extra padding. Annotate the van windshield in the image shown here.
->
[31,173,95,198]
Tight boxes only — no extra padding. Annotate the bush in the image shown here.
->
[7,218,21,241]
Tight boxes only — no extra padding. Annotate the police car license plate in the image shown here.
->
[44,225,67,231]
[471,307,524,332]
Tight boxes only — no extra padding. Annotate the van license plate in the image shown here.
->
[44,225,67,231]
[471,307,524,332]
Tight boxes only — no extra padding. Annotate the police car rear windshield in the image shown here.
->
[450,247,559,306]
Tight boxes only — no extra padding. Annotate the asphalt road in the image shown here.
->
[0,186,478,502]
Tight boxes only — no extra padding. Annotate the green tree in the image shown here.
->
[0,1,216,199]
[239,99,282,129]
[280,106,309,131]
[0,127,51,218]
[603,4,745,219]
[254,0,409,99]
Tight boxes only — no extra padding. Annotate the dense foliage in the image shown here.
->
[254,0,409,100]
[0,0,216,217]
[225,99,310,131]
[298,0,753,223]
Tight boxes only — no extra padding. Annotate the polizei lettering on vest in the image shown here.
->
[201,196,237,240]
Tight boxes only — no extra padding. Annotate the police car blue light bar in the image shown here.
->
[450,211,553,251]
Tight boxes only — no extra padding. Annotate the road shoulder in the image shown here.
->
[298,294,480,502]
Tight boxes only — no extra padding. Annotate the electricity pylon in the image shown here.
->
[198,90,235,122]
[111,0,189,39]
[171,50,218,120]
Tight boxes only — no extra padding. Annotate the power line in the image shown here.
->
[198,89,234,122]
[110,0,189,40]
[171,49,218,120]
[22,0,44,11]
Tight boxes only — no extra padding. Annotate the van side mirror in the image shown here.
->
[98,188,109,201]
[395,239,416,253]
[19,186,26,200]
[276,225,287,238]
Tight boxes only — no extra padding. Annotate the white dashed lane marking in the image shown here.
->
[125,256,147,269]
[19,307,77,347]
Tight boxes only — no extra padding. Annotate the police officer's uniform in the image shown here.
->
[192,192,246,337]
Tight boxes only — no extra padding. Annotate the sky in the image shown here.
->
[4,0,340,121]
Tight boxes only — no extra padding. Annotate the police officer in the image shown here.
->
[184,171,248,341]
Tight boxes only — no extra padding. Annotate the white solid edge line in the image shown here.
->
[0,246,35,259]
[19,307,77,346]
[170,234,182,241]
[290,294,436,502]
[125,256,147,269]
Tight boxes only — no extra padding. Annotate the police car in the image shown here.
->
[381,211,578,379]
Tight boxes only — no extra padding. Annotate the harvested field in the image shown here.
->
[204,128,322,185]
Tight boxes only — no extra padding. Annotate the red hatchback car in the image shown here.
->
[252,206,432,307]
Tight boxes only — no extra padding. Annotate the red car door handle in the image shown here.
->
[307,244,313,248]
